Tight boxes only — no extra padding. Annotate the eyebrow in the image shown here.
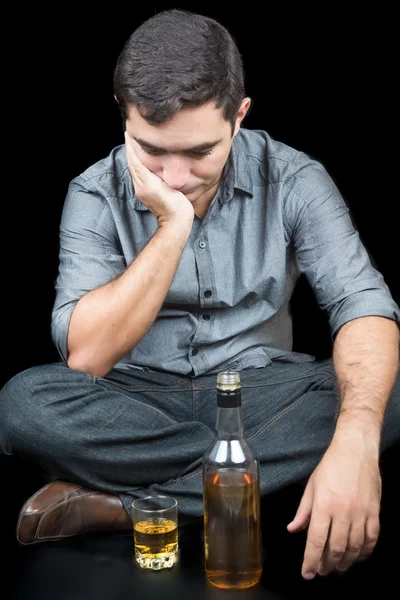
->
[132,136,222,153]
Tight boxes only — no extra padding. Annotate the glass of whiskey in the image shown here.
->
[132,495,178,570]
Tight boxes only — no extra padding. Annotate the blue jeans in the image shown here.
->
[1,360,399,522]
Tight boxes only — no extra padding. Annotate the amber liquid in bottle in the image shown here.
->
[203,371,262,589]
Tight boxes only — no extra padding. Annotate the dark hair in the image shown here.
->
[113,9,245,135]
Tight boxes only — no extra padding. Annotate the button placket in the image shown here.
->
[189,232,214,367]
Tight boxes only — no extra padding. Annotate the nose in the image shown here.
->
[161,157,190,190]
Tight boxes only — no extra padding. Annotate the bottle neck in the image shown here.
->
[215,406,244,438]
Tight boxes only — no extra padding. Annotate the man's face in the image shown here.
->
[125,100,249,211]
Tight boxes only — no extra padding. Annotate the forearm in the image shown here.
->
[67,220,192,376]
[332,315,400,451]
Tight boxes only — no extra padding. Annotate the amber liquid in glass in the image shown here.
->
[204,469,262,589]
[134,518,178,569]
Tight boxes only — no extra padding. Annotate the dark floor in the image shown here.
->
[3,445,399,600]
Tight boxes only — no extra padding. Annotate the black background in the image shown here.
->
[2,6,399,598]
[3,6,397,382]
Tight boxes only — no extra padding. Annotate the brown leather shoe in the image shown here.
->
[16,480,132,545]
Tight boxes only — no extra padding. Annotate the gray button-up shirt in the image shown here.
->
[51,128,400,376]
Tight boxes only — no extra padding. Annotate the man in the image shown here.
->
[1,8,399,582]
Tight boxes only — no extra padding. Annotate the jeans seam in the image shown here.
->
[94,378,190,393]
[247,386,333,443]
[241,370,334,389]
[94,380,179,424]
[101,387,189,393]
[94,368,335,392]
[165,465,203,488]
[191,370,335,391]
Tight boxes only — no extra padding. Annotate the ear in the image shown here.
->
[233,97,252,136]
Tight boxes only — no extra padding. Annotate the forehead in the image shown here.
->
[126,102,230,147]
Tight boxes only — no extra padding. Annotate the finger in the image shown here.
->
[301,512,331,580]
[357,515,380,562]
[287,483,313,533]
[124,131,141,165]
[124,132,144,183]
[317,518,351,576]
[335,520,365,572]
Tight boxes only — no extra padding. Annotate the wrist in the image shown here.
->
[158,211,194,231]
[333,411,382,457]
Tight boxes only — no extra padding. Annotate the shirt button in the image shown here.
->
[199,240,206,249]
[192,348,199,356]
[202,314,210,321]
[204,290,212,298]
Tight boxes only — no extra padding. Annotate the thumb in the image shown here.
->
[287,482,313,533]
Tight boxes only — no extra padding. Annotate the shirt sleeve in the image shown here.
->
[51,176,126,362]
[283,152,400,339]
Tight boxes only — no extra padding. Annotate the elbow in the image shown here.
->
[67,351,110,378]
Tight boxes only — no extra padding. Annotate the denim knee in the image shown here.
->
[0,364,56,454]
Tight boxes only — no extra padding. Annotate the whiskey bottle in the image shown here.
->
[202,370,262,589]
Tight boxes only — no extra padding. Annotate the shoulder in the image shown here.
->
[237,128,333,192]
[61,144,130,228]
[70,144,130,198]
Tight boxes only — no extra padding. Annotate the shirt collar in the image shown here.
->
[127,130,254,211]
[219,131,254,205]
